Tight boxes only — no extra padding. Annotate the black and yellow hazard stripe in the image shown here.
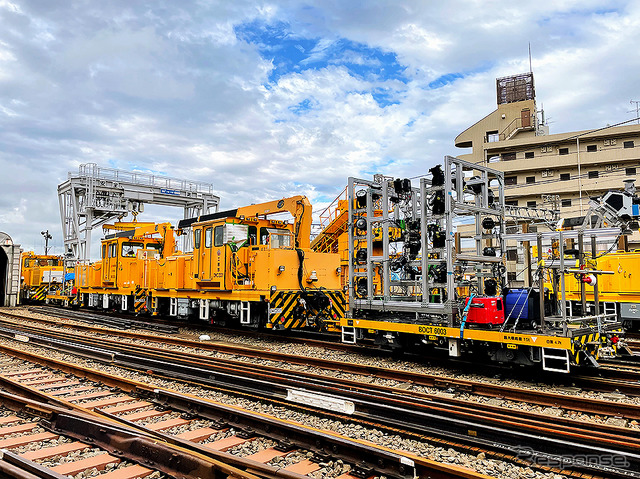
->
[570,332,601,364]
[324,290,347,324]
[31,285,48,301]
[134,286,148,313]
[268,291,299,328]
[268,290,347,330]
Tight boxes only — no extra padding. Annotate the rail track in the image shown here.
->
[0,310,639,477]
[0,382,280,479]
[31,305,640,383]
[5,309,640,418]
[0,348,482,479]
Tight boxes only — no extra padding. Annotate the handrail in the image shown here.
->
[317,187,348,230]
[489,114,536,142]
[71,163,214,193]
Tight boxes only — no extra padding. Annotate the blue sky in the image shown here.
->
[0,1,639,255]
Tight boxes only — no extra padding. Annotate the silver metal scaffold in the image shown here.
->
[58,163,220,261]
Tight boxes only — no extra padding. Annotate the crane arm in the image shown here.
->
[236,196,312,248]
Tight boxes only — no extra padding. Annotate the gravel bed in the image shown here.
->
[162,418,213,436]
[39,447,107,467]
[12,436,75,454]
[227,436,277,456]
[199,429,234,445]
[0,334,570,479]
[4,307,638,430]
[134,411,183,426]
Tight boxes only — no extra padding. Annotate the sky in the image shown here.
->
[1,1,639,255]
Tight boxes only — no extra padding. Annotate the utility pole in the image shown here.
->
[41,230,52,255]
[630,100,640,124]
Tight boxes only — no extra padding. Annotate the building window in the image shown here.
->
[561,199,572,207]
[525,151,534,159]
[558,147,569,155]
[624,140,634,149]
[507,271,517,282]
[560,173,570,181]
[486,130,499,142]
[588,171,599,179]
[527,200,537,208]
[586,144,597,152]
[502,152,516,161]
[506,250,518,261]
[626,167,637,175]
[526,176,536,184]
[505,176,517,185]
[505,200,518,206]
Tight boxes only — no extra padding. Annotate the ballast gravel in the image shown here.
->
[5,307,639,430]
[0,335,569,479]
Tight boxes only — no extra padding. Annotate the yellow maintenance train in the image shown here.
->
[26,159,635,372]
[19,252,65,302]
[71,195,345,331]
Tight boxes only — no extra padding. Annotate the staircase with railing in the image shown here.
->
[497,113,536,141]
[310,187,348,253]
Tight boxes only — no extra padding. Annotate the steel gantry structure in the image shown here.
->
[58,163,219,261]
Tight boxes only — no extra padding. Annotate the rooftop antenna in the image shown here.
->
[528,42,532,72]
[630,100,640,124]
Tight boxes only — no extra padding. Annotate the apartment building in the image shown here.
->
[454,73,640,220]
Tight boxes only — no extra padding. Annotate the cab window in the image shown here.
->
[214,225,224,247]
[260,227,269,245]
[23,259,31,267]
[260,227,292,248]
[248,226,257,246]
[109,243,118,258]
[122,242,144,258]
[102,244,107,259]
[194,229,201,249]
[204,227,212,248]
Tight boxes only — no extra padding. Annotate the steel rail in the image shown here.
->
[0,345,488,479]
[0,389,264,479]
[0,322,638,477]
[3,311,640,419]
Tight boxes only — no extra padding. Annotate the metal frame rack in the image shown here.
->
[347,156,507,327]
[502,227,622,333]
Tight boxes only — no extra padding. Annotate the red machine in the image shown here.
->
[464,296,505,326]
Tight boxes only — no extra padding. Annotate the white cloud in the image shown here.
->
[0,1,639,255]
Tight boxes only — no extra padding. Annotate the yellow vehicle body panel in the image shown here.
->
[340,317,622,364]
[561,251,640,302]
[20,252,66,301]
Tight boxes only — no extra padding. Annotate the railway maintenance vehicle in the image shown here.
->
[19,252,65,302]
[310,156,631,372]
[35,159,638,372]
[71,196,345,331]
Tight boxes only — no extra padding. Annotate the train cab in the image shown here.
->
[20,252,65,302]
